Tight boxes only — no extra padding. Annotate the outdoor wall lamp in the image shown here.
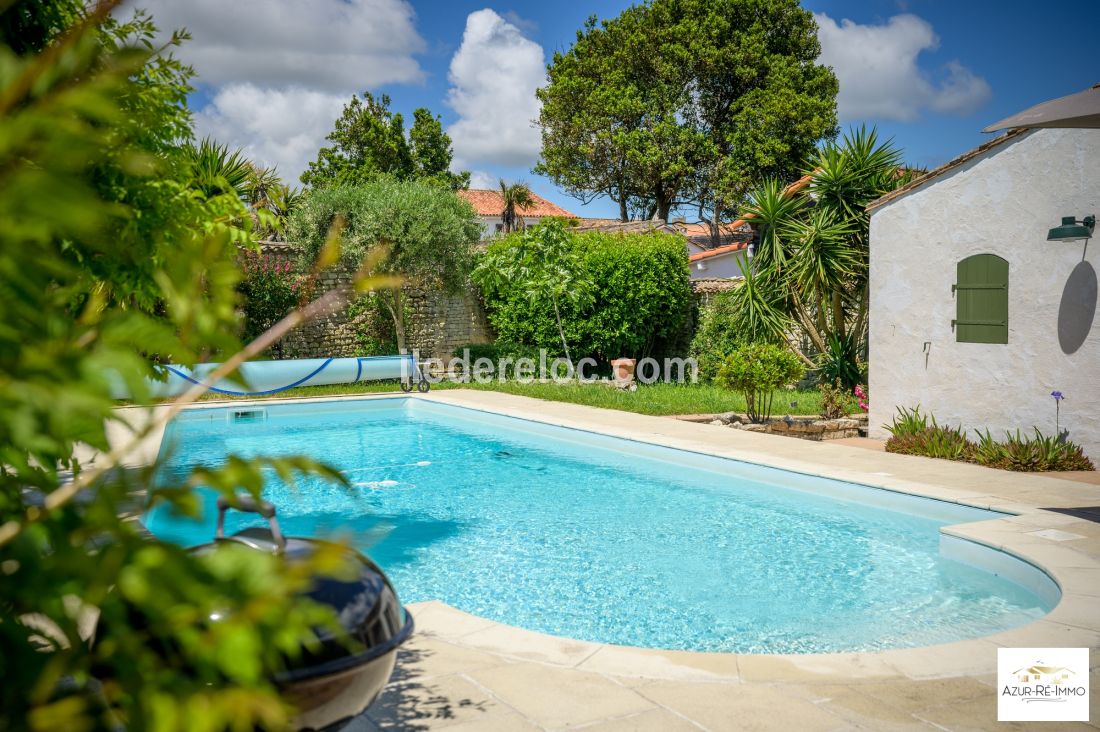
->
[1047,215,1095,242]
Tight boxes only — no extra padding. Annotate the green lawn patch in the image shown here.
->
[194,379,827,417]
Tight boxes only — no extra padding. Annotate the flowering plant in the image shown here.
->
[1052,391,1065,435]
[854,384,869,412]
[238,251,300,356]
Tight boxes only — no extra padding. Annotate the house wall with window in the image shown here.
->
[867,127,1100,458]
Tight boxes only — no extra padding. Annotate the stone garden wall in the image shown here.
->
[680,411,868,441]
[253,242,492,360]
[248,242,720,361]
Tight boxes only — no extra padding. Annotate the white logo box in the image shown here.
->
[998,647,1089,722]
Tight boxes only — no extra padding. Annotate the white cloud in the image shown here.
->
[467,170,498,190]
[446,9,545,169]
[120,0,429,184]
[194,85,348,182]
[133,0,426,90]
[815,13,992,122]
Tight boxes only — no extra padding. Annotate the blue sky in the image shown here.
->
[141,0,1099,220]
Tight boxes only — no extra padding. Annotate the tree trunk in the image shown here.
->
[650,183,672,222]
[654,194,672,222]
[618,195,628,222]
[792,294,826,355]
[832,290,846,342]
[851,284,870,362]
[709,208,722,245]
[552,294,573,368]
[382,289,407,353]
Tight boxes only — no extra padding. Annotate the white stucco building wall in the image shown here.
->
[475,215,546,241]
[868,128,1100,459]
[690,249,748,280]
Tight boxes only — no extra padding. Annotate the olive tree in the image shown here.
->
[288,181,481,352]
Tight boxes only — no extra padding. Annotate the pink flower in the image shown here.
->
[854,384,869,412]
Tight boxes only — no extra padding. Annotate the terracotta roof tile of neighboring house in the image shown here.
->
[688,173,814,262]
[457,188,578,219]
[688,239,750,261]
[573,217,625,229]
[691,277,742,295]
[572,218,669,233]
[572,218,753,251]
[865,129,1030,212]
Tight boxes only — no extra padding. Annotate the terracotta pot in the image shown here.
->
[610,358,636,385]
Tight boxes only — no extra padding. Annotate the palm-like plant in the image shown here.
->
[499,179,535,233]
[247,165,303,240]
[246,164,282,209]
[183,137,253,200]
[738,126,913,378]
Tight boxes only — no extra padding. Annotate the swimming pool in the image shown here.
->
[145,397,1056,654]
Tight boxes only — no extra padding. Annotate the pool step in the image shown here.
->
[229,407,267,424]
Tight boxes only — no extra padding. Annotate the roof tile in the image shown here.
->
[458,189,577,218]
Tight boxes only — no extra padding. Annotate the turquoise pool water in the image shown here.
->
[145,398,1054,654]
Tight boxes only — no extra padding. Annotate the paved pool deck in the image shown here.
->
[112,390,1100,731]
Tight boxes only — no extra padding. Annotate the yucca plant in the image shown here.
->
[736,127,917,374]
[183,137,254,200]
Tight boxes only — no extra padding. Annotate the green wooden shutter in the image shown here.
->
[953,254,1008,344]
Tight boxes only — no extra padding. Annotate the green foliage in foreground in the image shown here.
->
[0,9,352,731]
[476,228,692,363]
[884,408,1095,472]
[715,344,805,423]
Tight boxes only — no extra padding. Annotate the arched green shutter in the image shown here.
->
[953,254,1008,344]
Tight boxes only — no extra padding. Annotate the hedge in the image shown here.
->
[478,230,691,362]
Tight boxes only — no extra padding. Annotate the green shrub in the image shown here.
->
[818,378,854,419]
[690,288,746,381]
[452,341,543,378]
[975,429,1095,472]
[884,408,1095,472]
[344,293,398,356]
[477,230,691,364]
[885,407,974,460]
[817,333,862,390]
[287,180,479,352]
[715,343,805,422]
[238,252,299,358]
